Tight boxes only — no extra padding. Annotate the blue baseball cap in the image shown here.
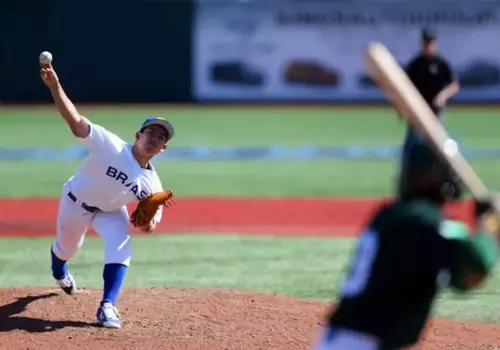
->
[140,117,174,141]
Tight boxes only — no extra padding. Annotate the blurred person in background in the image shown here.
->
[399,27,460,182]
[398,27,462,234]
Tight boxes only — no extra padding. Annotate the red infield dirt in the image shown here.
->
[0,197,497,350]
[0,196,476,237]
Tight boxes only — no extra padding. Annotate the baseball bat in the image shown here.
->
[363,42,488,200]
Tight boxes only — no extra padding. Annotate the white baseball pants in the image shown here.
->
[51,182,131,266]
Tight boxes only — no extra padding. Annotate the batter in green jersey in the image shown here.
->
[313,143,500,350]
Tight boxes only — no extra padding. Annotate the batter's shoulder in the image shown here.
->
[402,199,443,227]
[376,199,442,227]
[369,200,442,245]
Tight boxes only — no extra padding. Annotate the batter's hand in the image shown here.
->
[40,62,60,89]
[475,195,500,237]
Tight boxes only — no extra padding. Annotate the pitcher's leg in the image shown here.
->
[92,206,131,328]
[100,230,130,307]
[51,190,92,294]
[51,235,85,279]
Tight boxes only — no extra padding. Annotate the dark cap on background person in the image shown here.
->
[421,28,437,42]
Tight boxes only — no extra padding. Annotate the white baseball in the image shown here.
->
[39,51,53,64]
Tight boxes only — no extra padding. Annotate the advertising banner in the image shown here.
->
[193,0,500,102]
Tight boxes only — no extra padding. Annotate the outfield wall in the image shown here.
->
[0,0,192,103]
[1,0,500,104]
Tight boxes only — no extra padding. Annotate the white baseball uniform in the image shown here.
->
[51,117,164,266]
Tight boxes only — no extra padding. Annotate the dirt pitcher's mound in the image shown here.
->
[0,287,499,350]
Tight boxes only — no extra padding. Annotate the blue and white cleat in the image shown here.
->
[56,272,76,295]
[96,302,122,328]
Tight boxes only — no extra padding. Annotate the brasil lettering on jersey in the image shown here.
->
[106,166,149,201]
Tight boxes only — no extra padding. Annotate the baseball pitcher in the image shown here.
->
[40,61,174,328]
[313,143,500,350]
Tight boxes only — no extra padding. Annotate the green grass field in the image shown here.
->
[2,105,500,197]
[4,234,500,325]
[1,105,500,326]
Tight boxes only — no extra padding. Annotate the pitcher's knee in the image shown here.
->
[51,240,78,261]
[104,235,131,267]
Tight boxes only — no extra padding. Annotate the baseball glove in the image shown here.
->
[130,189,174,227]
